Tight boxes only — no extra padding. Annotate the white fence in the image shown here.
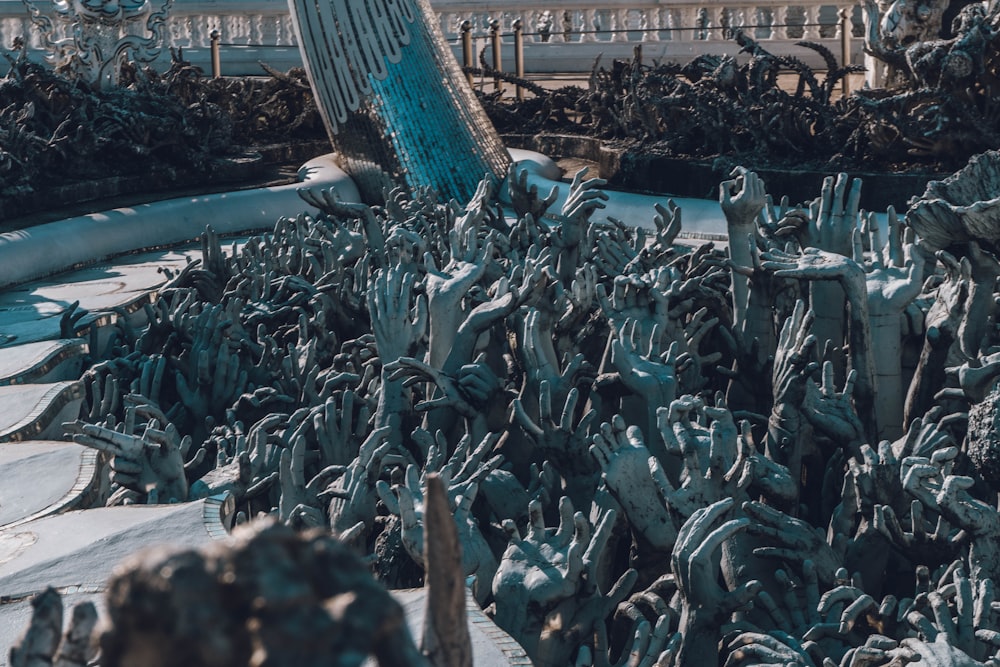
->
[0,0,862,76]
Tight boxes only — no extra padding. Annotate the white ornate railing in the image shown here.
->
[433,0,854,44]
[0,0,299,51]
[167,1,297,48]
[0,0,861,75]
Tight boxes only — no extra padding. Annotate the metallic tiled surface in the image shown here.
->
[290,0,511,203]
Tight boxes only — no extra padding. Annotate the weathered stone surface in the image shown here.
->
[908,150,1000,251]
[0,441,97,528]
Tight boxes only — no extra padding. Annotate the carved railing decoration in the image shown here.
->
[0,0,861,77]
[434,1,855,46]
[20,0,173,88]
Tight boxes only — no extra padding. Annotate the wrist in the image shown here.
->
[677,607,723,666]
[840,271,868,304]
[725,217,756,232]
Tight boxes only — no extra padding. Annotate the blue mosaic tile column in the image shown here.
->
[289,0,511,204]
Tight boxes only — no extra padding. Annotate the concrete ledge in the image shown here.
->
[505,132,945,212]
[0,382,84,443]
[1,141,331,224]
[384,588,532,666]
[0,340,88,386]
[505,147,729,238]
[0,153,359,290]
[0,441,99,530]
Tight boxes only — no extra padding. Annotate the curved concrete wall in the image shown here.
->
[0,155,360,290]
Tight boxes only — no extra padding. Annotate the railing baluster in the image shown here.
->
[612,8,628,42]
[803,5,820,39]
[678,6,699,41]
[711,7,725,41]
[642,8,661,42]
[757,7,772,40]
[579,9,594,42]
[775,5,790,39]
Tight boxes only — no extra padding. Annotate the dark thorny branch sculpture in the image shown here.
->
[0,45,323,199]
[476,20,1000,173]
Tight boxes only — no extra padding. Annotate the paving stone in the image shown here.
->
[0,383,84,442]
[0,496,232,661]
[370,587,533,667]
[0,340,88,386]
[0,441,98,529]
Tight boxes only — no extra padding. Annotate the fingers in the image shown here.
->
[526,498,546,541]
[553,495,577,546]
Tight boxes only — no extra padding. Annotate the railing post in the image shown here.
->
[803,5,819,39]
[461,19,473,86]
[490,18,502,92]
[612,8,629,42]
[581,9,596,42]
[514,18,525,101]
[210,29,221,78]
[840,7,851,96]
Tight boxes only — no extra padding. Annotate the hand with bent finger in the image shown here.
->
[757,193,808,242]
[509,163,559,221]
[531,507,634,667]
[514,381,598,507]
[199,417,279,503]
[647,199,682,261]
[761,247,877,441]
[378,463,498,604]
[385,356,478,418]
[874,499,965,570]
[748,561,822,641]
[558,167,608,247]
[555,167,608,282]
[897,563,991,661]
[491,497,608,655]
[673,307,723,395]
[298,187,385,263]
[590,415,676,553]
[743,500,843,588]
[767,299,816,470]
[653,395,753,519]
[326,426,392,536]
[723,631,816,667]
[65,406,202,504]
[902,449,1000,583]
[799,574,896,650]
[720,167,767,234]
[885,636,985,667]
[906,251,974,424]
[671,497,762,666]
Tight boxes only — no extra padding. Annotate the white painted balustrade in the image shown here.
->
[0,0,861,76]
[435,0,848,43]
